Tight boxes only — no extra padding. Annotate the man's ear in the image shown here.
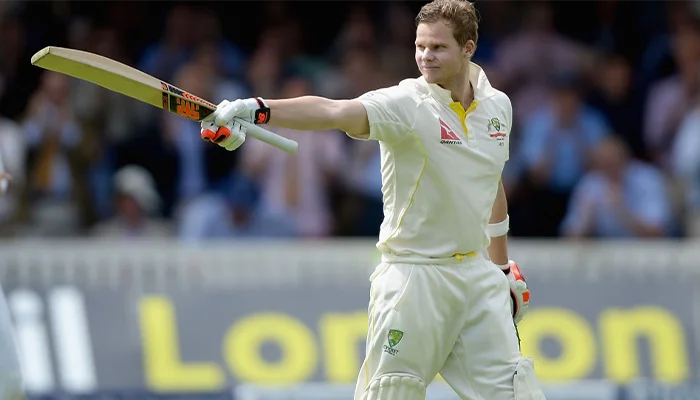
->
[464,40,477,58]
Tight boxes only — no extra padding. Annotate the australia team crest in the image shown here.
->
[488,118,507,146]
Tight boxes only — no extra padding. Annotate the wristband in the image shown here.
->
[487,215,509,237]
[496,262,510,274]
[253,97,271,124]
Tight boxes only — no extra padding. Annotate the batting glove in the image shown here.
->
[216,97,270,126]
[201,118,247,151]
[500,260,530,324]
[200,98,271,149]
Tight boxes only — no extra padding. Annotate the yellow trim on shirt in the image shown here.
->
[448,100,478,137]
[448,100,480,261]
[383,130,427,244]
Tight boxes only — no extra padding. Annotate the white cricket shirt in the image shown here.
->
[352,63,513,260]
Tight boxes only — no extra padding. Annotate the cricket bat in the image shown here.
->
[30,46,298,154]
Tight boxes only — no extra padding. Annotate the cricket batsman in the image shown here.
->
[0,171,25,400]
[201,0,545,398]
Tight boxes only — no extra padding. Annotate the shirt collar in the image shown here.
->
[418,62,497,105]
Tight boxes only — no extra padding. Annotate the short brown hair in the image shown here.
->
[416,0,479,47]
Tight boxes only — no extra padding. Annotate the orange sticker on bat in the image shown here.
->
[176,98,200,120]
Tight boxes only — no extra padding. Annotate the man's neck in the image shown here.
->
[439,65,474,107]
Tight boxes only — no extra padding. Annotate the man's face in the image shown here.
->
[594,139,627,181]
[552,88,581,121]
[43,72,69,105]
[117,194,144,222]
[415,21,471,85]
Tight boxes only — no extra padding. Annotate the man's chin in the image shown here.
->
[422,71,441,84]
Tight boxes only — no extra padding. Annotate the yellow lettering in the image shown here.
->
[136,299,692,388]
[319,312,368,382]
[138,296,224,391]
[519,308,596,381]
[600,307,689,383]
[224,313,317,383]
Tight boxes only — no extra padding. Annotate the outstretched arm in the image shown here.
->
[205,96,372,146]
[202,87,411,151]
[265,98,371,140]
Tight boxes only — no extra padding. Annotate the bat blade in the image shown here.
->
[30,46,216,121]
[30,46,299,154]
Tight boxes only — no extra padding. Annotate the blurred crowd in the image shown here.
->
[0,0,699,241]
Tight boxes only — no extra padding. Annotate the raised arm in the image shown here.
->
[201,86,412,151]
[264,97,370,140]
[202,96,371,150]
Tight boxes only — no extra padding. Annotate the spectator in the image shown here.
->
[588,53,646,160]
[643,22,700,167]
[91,165,172,239]
[378,2,421,81]
[561,136,674,238]
[193,9,247,80]
[516,69,611,236]
[671,104,700,236]
[239,76,345,238]
[0,111,25,234]
[493,1,592,123]
[176,174,296,241]
[20,71,88,236]
[138,4,197,83]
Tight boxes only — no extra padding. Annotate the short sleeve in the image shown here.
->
[503,96,514,162]
[356,86,413,143]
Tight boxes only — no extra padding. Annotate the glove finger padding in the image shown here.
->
[213,122,232,144]
[222,120,246,151]
[200,120,218,142]
[200,100,231,139]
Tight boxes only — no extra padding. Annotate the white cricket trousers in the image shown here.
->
[354,254,545,400]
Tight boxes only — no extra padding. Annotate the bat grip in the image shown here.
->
[237,119,298,154]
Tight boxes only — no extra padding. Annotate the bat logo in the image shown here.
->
[175,98,200,120]
[161,82,216,109]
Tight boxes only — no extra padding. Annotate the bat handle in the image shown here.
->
[237,119,299,154]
